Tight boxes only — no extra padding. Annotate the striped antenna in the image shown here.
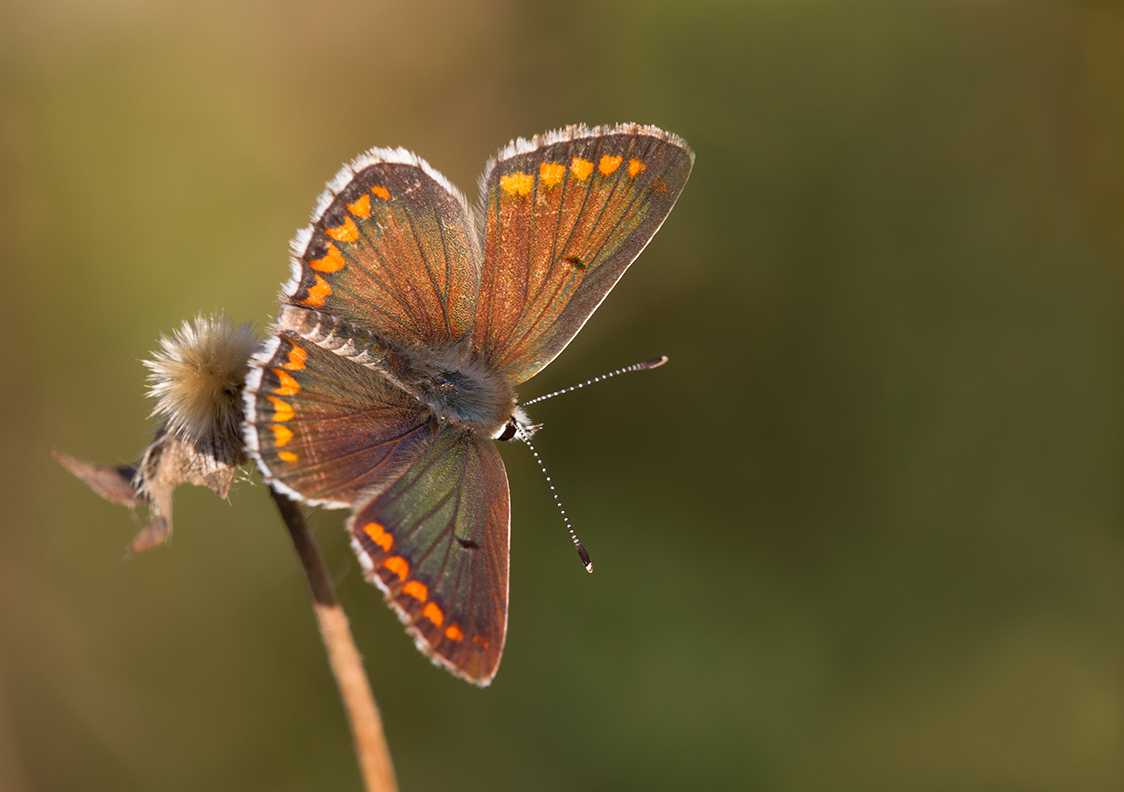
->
[516,355,669,572]
[522,355,668,407]
[515,422,593,572]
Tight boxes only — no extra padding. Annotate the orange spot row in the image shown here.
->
[267,396,294,422]
[371,185,390,201]
[311,242,345,273]
[362,522,394,552]
[301,274,332,307]
[271,368,300,396]
[375,553,463,641]
[278,450,298,463]
[506,155,648,195]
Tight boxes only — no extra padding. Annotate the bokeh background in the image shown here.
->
[3,0,1123,790]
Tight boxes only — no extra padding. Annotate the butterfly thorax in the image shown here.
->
[279,305,516,438]
[411,351,517,438]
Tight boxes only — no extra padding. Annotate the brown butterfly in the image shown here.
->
[243,124,693,685]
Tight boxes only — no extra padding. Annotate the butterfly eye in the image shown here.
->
[497,419,518,442]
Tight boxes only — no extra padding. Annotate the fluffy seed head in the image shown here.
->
[144,315,258,449]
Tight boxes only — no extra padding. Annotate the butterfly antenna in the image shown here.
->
[514,423,593,573]
[521,356,668,407]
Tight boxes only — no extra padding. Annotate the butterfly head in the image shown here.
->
[495,404,537,442]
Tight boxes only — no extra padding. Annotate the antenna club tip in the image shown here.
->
[645,355,669,369]
[585,562,594,573]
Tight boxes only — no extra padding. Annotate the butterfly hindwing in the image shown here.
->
[287,151,481,347]
[473,124,694,384]
[348,426,510,686]
[244,332,437,508]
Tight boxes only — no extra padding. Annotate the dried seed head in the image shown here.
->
[144,314,258,458]
[59,314,259,554]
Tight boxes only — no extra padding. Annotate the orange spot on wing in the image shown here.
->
[325,216,359,242]
[270,424,293,447]
[599,155,622,175]
[310,243,345,273]
[571,158,594,181]
[383,556,409,581]
[283,344,308,371]
[444,624,464,641]
[500,172,534,196]
[540,162,565,187]
[302,274,332,307]
[347,193,371,218]
[271,369,300,396]
[402,580,428,601]
[267,397,294,422]
[278,450,298,463]
[422,601,444,627]
[371,185,390,200]
[628,158,646,178]
[472,635,489,648]
[362,522,393,552]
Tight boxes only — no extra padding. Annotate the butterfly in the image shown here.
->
[243,124,693,685]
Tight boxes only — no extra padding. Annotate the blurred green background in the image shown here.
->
[3,0,1123,790]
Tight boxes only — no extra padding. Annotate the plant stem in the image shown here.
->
[270,487,398,792]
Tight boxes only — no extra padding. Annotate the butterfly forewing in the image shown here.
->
[348,427,510,685]
[245,333,437,507]
[473,124,693,384]
[288,153,480,346]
